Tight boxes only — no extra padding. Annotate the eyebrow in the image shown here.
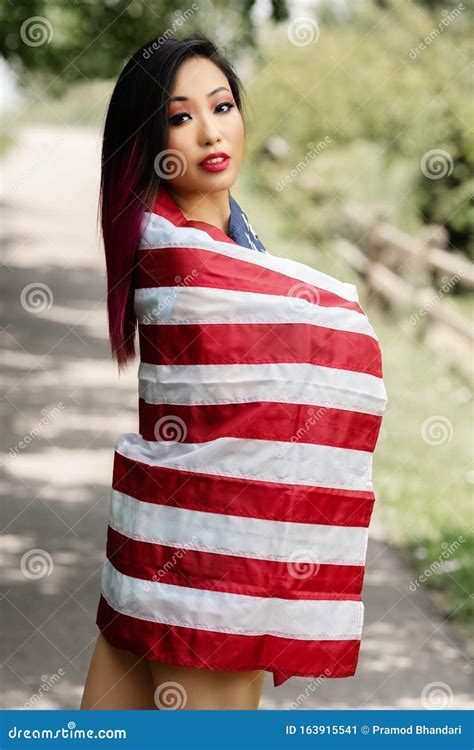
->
[169,86,230,103]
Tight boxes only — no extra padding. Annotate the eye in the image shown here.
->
[215,101,235,114]
[168,112,190,126]
[168,101,235,127]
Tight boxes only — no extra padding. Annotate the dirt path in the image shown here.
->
[1,125,471,709]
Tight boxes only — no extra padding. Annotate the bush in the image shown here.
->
[246,0,472,257]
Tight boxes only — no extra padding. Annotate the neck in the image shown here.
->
[167,188,231,234]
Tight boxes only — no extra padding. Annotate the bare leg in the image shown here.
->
[149,660,266,710]
[80,633,157,710]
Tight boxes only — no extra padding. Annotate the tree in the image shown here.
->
[0,0,288,93]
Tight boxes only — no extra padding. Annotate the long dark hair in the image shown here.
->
[99,33,247,372]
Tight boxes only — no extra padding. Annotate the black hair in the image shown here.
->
[99,33,247,371]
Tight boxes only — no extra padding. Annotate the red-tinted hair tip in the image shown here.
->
[100,135,146,373]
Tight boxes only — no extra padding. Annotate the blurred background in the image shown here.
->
[0,0,472,710]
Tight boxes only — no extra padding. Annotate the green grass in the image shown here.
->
[237,171,473,643]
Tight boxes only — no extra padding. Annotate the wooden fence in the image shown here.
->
[335,202,473,380]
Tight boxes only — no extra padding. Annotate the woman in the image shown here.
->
[80,33,387,711]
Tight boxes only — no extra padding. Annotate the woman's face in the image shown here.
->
[162,56,245,197]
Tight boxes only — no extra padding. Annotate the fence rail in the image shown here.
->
[335,203,473,380]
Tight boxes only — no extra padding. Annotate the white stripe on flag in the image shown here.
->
[101,557,364,640]
[109,489,369,566]
[134,285,376,338]
[137,362,387,416]
[115,432,374,492]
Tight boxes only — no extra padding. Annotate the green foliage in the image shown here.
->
[246,0,473,257]
[0,0,266,95]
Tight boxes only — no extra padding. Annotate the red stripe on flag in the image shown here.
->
[105,526,365,599]
[137,246,364,314]
[96,594,361,682]
[138,399,382,453]
[138,322,382,377]
[112,450,375,527]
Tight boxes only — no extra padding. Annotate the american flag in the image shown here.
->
[96,185,388,688]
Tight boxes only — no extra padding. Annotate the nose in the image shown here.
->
[198,111,222,147]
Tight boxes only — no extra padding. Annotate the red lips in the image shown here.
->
[199,151,230,166]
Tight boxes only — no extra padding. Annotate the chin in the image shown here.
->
[171,166,238,194]
[202,168,238,191]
